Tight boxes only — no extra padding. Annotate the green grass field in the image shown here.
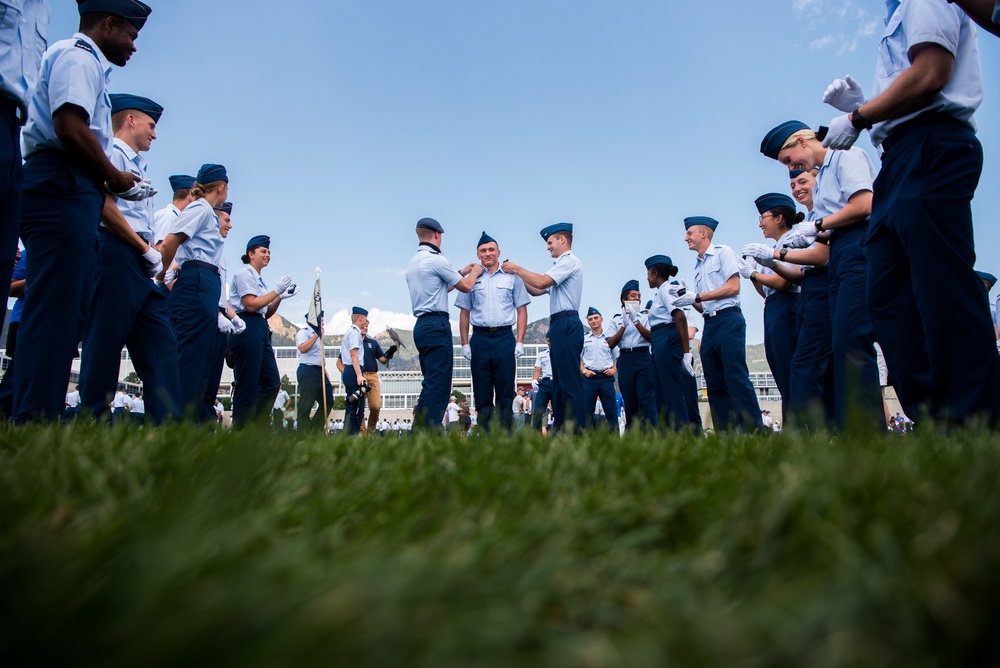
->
[2,424,999,666]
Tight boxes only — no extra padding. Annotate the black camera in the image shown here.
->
[345,381,372,405]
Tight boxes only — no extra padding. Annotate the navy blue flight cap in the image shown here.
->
[417,217,444,233]
[197,163,228,184]
[976,271,997,289]
[760,120,810,160]
[621,279,640,294]
[109,94,162,123]
[587,307,600,317]
[245,235,269,252]
[644,255,674,270]
[683,216,719,231]
[540,222,572,241]
[352,306,369,317]
[755,193,797,214]
[789,169,806,180]
[214,202,233,215]
[168,174,195,191]
[477,231,497,247]
[78,0,152,30]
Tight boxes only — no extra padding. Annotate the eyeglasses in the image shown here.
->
[758,212,776,222]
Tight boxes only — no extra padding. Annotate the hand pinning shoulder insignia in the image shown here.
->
[74,40,94,54]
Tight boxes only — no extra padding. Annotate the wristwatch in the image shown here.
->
[694,294,702,304]
[750,271,758,282]
[850,107,873,130]
[779,248,789,262]
[814,218,825,233]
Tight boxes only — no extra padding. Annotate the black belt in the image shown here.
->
[765,291,799,303]
[539,376,553,382]
[218,307,226,314]
[550,310,577,322]
[183,259,219,275]
[650,323,673,332]
[619,346,650,353]
[0,95,26,126]
[417,311,449,319]
[881,112,966,156]
[702,306,740,319]
[473,325,512,333]
[802,265,828,278]
[239,311,264,318]
[585,367,613,374]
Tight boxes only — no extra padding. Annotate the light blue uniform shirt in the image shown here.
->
[545,250,583,314]
[22,32,112,159]
[647,283,680,327]
[405,243,462,316]
[152,203,181,245]
[340,324,363,366]
[295,325,322,366]
[534,347,553,379]
[581,328,618,371]
[108,138,154,237]
[605,311,651,349]
[0,0,50,110]
[169,199,225,268]
[814,147,877,222]
[758,229,803,298]
[871,0,982,147]
[694,245,741,312]
[230,264,268,314]
[454,266,530,327]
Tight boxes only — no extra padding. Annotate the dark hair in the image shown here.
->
[551,231,573,245]
[172,187,192,201]
[650,263,678,280]
[770,206,803,231]
[79,12,117,31]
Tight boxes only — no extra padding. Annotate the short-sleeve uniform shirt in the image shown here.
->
[296,325,322,366]
[545,251,583,314]
[581,329,618,371]
[405,243,462,316]
[229,265,269,314]
[454,266,530,327]
[694,245,741,312]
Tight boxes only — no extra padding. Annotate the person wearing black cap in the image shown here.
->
[579,307,619,431]
[153,174,195,248]
[605,280,657,430]
[758,121,881,429]
[12,0,151,421]
[641,256,693,430]
[502,223,587,432]
[78,93,185,424]
[672,217,761,431]
[159,164,234,419]
[340,306,369,434]
[405,217,481,429]
[456,231,531,431]
[738,193,801,423]
[0,0,48,340]
[227,234,296,428]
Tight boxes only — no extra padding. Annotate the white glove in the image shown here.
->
[164,267,177,285]
[274,275,293,294]
[622,307,635,325]
[822,114,860,150]
[741,243,776,268]
[781,231,813,250]
[230,315,246,335]
[217,313,234,334]
[822,75,866,113]
[531,378,539,391]
[667,283,685,298]
[462,344,472,360]
[514,342,524,358]
[672,292,697,308]
[278,284,299,300]
[682,353,695,377]
[141,247,162,278]
[114,178,156,201]
[738,258,756,280]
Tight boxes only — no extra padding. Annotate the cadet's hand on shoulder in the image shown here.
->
[822,114,860,150]
[217,313,234,334]
[274,275,293,294]
[230,315,246,335]
[500,260,520,275]
[822,75,866,113]
[141,247,162,278]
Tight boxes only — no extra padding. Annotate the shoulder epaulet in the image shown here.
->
[74,40,94,54]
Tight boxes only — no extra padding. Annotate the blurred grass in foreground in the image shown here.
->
[1,423,999,667]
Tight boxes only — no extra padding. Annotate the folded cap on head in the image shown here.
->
[587,307,600,317]
[213,201,233,215]
[109,93,162,122]
[789,169,807,180]
[78,0,152,29]
[245,235,269,252]
[477,231,496,248]
[197,163,228,184]
[621,279,640,294]
[760,120,810,160]
[416,217,444,233]
[168,174,195,191]
[644,255,674,270]
[976,270,998,289]
[540,222,572,241]
[754,193,797,214]
[683,216,719,231]
[352,306,369,317]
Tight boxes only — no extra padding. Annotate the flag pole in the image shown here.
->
[314,267,329,432]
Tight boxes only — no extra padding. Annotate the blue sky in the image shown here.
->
[40,0,1000,342]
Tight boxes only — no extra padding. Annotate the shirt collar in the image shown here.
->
[73,32,112,79]
[418,241,441,253]
[552,249,573,264]
[884,0,899,24]
[112,137,145,170]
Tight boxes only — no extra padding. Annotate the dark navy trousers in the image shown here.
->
[700,309,761,431]
[789,268,835,427]
[413,313,452,429]
[583,372,617,431]
[169,263,223,420]
[341,366,366,434]
[228,314,280,428]
[548,312,587,432]
[13,151,103,422]
[297,364,333,430]
[681,364,702,433]
[203,325,228,424]
[79,229,183,424]
[531,378,554,430]
[827,224,881,428]
[0,107,22,330]
[616,347,657,429]
[469,328,516,431]
[650,324,688,430]
[763,290,799,419]
[867,119,999,424]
